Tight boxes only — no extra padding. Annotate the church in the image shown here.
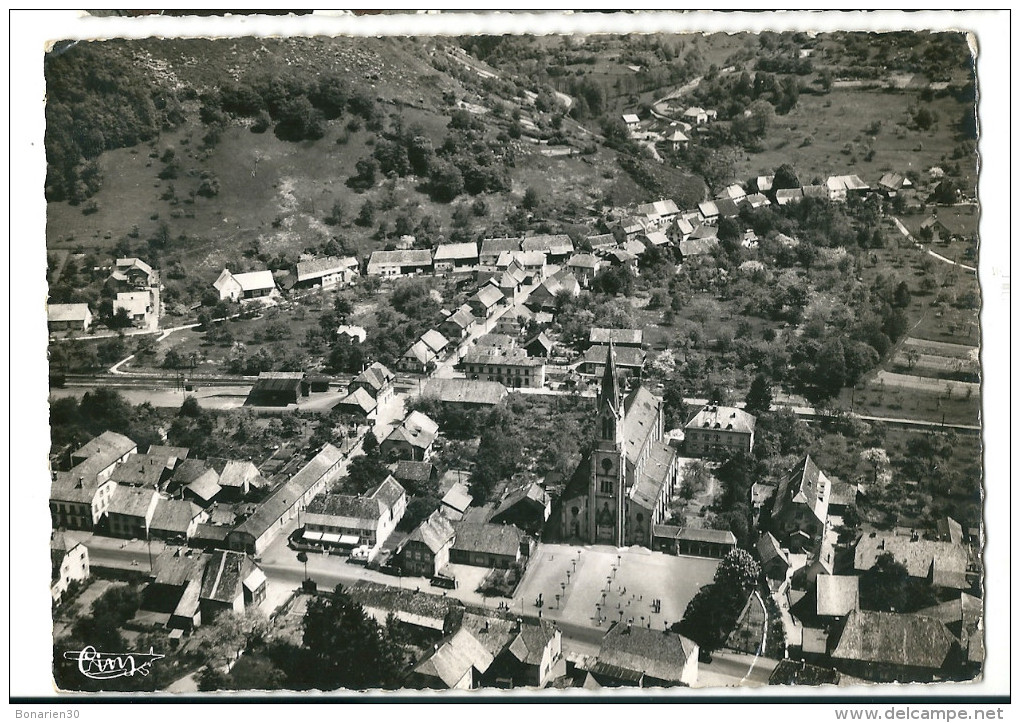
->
[559,344,682,547]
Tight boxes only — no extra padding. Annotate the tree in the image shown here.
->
[297,551,309,580]
[678,549,760,652]
[427,161,465,203]
[361,429,379,457]
[301,584,402,690]
[713,549,761,597]
[859,552,935,613]
[744,373,774,415]
[892,281,912,308]
[773,163,800,190]
[522,186,540,211]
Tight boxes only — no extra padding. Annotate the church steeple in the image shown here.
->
[598,340,622,413]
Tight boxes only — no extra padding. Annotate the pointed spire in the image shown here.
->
[599,340,621,412]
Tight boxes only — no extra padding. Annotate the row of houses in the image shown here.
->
[214,255,360,303]
[366,234,576,279]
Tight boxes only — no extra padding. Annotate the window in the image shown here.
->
[600,479,613,495]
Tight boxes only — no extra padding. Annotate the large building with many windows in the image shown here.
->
[461,347,545,389]
[683,405,756,457]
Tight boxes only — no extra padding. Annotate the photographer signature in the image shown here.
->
[63,646,165,680]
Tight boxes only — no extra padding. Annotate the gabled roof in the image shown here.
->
[403,340,433,365]
[480,237,523,258]
[295,256,351,282]
[72,431,137,465]
[854,535,969,589]
[640,231,670,247]
[451,522,526,558]
[582,344,646,370]
[590,328,643,346]
[368,475,406,510]
[716,183,747,201]
[677,527,737,545]
[831,610,955,670]
[443,307,476,331]
[419,329,449,354]
[567,253,600,269]
[414,627,494,686]
[107,486,157,518]
[173,458,218,486]
[231,270,276,292]
[586,233,617,250]
[441,481,474,515]
[423,378,509,406]
[353,362,394,392]
[684,405,757,434]
[775,188,804,204]
[110,454,167,488]
[629,441,676,509]
[306,494,385,526]
[232,444,343,539]
[773,455,830,527]
[115,257,154,276]
[757,531,789,567]
[698,201,720,218]
[471,284,505,308]
[218,460,260,490]
[336,325,368,342]
[367,249,433,269]
[522,234,573,256]
[150,498,202,534]
[392,461,436,485]
[386,411,439,450]
[433,242,479,261]
[714,197,742,218]
[405,510,457,554]
[636,199,680,218]
[491,481,548,520]
[336,386,377,414]
[596,622,697,684]
[525,332,554,353]
[816,575,860,617]
[201,549,263,603]
[622,113,640,124]
[146,445,190,464]
[48,303,92,323]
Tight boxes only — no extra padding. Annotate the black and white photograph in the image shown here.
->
[9,8,1010,709]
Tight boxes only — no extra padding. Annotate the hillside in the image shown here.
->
[45,35,706,317]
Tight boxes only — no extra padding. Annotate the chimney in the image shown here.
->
[76,476,84,489]
[515,617,522,632]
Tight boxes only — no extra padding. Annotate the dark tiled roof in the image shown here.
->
[831,610,955,670]
[150,498,201,534]
[405,510,457,553]
[596,622,697,684]
[393,461,436,484]
[451,522,525,558]
[423,378,508,406]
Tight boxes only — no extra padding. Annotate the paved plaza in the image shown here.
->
[513,543,720,632]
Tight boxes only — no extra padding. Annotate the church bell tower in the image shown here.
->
[589,342,626,545]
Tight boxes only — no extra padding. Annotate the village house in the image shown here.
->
[586,233,618,254]
[149,498,207,544]
[440,305,477,341]
[665,216,696,244]
[349,361,396,403]
[226,444,345,556]
[109,453,172,490]
[560,346,681,547]
[213,268,276,302]
[489,480,551,535]
[482,268,526,304]
[588,621,699,687]
[525,270,581,314]
[825,174,870,201]
[459,613,565,688]
[50,433,137,531]
[757,531,791,583]
[683,106,713,125]
[462,347,546,389]
[919,592,984,672]
[171,459,222,507]
[765,456,831,553]
[467,284,506,319]
[496,250,547,281]
[398,339,439,374]
[334,386,378,420]
[399,510,457,578]
[106,486,160,539]
[853,533,970,591]
[47,303,93,334]
[664,128,689,151]
[381,411,440,462]
[336,324,368,344]
[622,113,641,131]
[302,476,406,555]
[522,234,574,264]
[566,253,602,287]
[829,610,960,683]
[449,522,531,569]
[775,187,805,206]
[920,212,976,245]
[422,377,509,410]
[716,183,747,202]
[390,460,439,492]
[51,530,90,605]
[294,256,358,290]
[524,332,554,359]
[69,431,139,481]
[590,328,643,349]
[479,237,523,267]
[407,626,494,690]
[636,199,682,230]
[433,242,480,275]
[877,172,913,197]
[366,249,434,277]
[683,405,757,457]
[199,549,268,623]
[109,257,157,289]
[440,472,474,520]
[697,200,720,224]
[215,459,262,503]
[145,445,189,470]
[815,574,860,622]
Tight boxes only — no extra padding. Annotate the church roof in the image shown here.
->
[622,386,661,467]
[599,343,622,413]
